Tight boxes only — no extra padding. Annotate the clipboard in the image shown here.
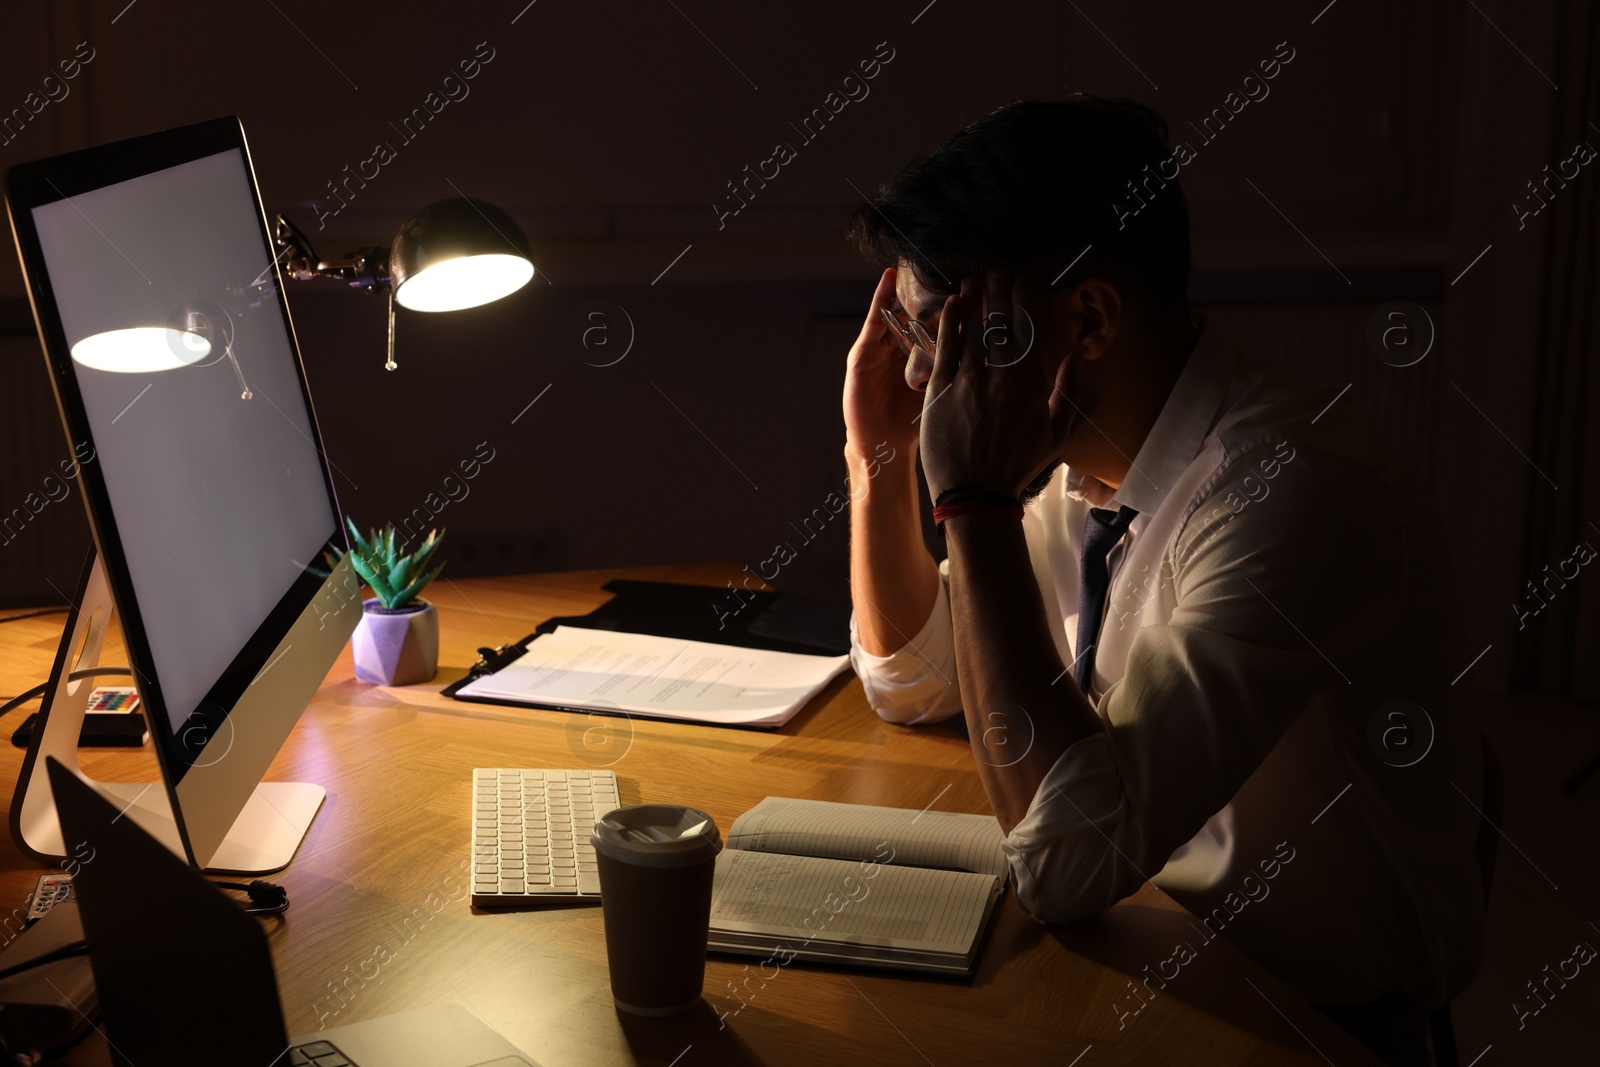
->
[441,580,851,709]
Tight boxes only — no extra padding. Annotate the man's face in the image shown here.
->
[893,260,1070,503]
[892,265,947,392]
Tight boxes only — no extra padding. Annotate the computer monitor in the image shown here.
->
[4,116,361,873]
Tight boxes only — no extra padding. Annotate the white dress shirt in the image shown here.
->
[849,315,1487,1008]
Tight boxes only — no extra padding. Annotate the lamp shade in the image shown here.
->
[389,198,535,312]
[71,327,211,373]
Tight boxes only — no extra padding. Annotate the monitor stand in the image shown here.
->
[9,552,325,875]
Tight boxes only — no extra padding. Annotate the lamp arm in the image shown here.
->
[271,213,392,293]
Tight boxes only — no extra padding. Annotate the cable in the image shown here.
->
[208,878,290,916]
[0,939,91,1064]
[0,607,69,625]
[0,667,134,719]
[0,939,89,982]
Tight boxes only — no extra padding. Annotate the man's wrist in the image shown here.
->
[844,435,912,462]
[942,506,1028,556]
[844,438,915,497]
[929,484,1023,530]
[933,499,1024,529]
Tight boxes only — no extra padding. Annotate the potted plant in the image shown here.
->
[329,519,447,686]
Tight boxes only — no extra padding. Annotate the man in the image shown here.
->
[842,97,1487,1064]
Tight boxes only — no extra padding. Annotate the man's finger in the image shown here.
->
[958,273,987,371]
[926,291,964,398]
[983,266,1020,367]
[856,267,898,347]
[1013,268,1046,384]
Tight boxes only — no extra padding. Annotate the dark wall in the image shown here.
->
[1,0,1586,691]
[288,278,867,592]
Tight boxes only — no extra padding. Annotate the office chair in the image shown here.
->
[1428,733,1504,1067]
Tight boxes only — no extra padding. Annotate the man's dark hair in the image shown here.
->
[847,96,1191,306]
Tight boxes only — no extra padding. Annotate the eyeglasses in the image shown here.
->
[879,306,938,356]
[879,279,1070,359]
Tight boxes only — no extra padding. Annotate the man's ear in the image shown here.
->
[1046,279,1119,435]
[1071,279,1121,362]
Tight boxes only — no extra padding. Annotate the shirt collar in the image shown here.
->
[1064,313,1236,516]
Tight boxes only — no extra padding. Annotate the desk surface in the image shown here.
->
[0,563,1380,1066]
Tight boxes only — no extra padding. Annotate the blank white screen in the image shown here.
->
[31,149,336,736]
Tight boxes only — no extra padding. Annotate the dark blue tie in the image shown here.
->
[1075,505,1138,690]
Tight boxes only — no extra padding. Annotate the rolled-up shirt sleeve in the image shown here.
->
[1002,733,1142,922]
[1001,447,1399,923]
[848,560,963,725]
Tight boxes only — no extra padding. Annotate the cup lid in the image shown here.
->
[590,804,721,867]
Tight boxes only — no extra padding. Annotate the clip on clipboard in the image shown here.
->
[442,581,853,729]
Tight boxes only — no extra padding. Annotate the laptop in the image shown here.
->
[46,757,535,1066]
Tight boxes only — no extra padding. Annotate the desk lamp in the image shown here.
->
[64,197,535,387]
[273,197,535,371]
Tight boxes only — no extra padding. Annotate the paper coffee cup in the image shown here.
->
[590,804,721,1016]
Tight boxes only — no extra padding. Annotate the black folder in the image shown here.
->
[441,580,851,707]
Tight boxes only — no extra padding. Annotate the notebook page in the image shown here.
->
[708,849,997,959]
[726,797,1007,879]
[455,626,849,727]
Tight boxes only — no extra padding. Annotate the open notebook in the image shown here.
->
[707,798,1009,976]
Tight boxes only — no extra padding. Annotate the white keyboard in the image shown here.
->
[470,768,621,907]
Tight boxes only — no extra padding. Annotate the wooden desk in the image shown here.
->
[0,564,1380,1066]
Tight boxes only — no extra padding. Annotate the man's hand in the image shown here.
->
[843,268,941,659]
[843,268,925,458]
[918,269,1070,501]
[933,269,1103,830]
